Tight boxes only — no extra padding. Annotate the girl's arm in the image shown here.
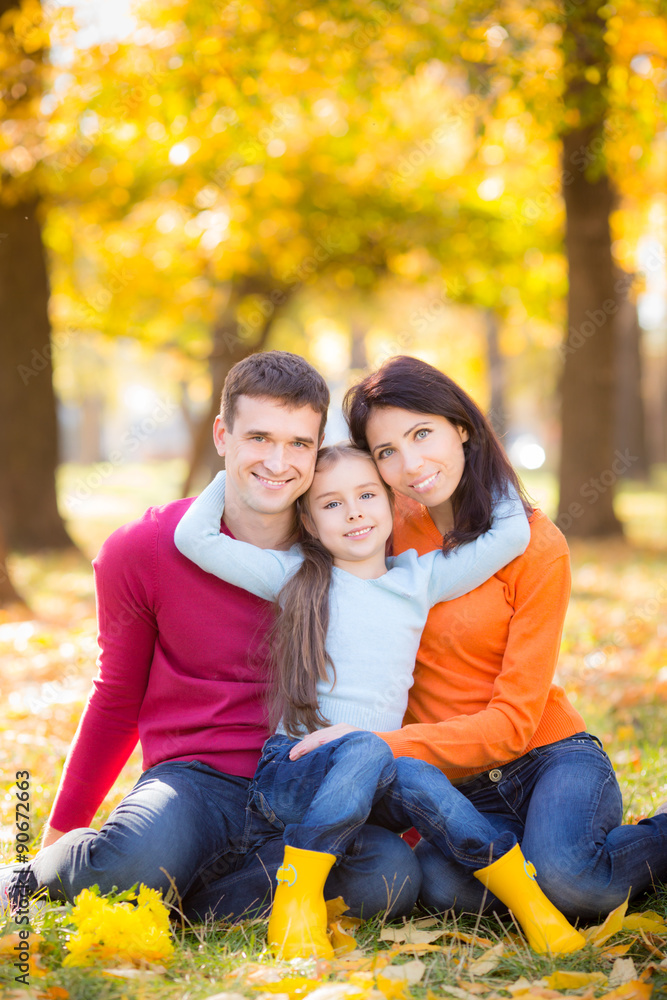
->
[174,471,302,601]
[424,483,531,605]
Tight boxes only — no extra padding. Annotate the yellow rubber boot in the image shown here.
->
[267,845,337,960]
[474,844,586,955]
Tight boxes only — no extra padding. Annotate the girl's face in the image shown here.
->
[305,454,393,572]
[365,406,469,513]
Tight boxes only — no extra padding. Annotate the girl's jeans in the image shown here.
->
[415,732,667,921]
[5,760,421,922]
[249,732,516,869]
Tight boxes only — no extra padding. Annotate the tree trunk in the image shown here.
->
[181,284,278,497]
[0,523,27,610]
[0,199,75,550]
[485,310,507,439]
[557,0,623,537]
[614,272,649,478]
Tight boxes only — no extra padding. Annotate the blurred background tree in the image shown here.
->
[1,0,666,602]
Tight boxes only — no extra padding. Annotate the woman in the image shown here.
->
[294,354,667,921]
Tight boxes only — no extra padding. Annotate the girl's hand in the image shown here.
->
[289,723,361,760]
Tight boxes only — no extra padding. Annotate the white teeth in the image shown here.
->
[412,472,438,491]
[345,527,372,537]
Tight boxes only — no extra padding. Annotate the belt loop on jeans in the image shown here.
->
[488,768,502,782]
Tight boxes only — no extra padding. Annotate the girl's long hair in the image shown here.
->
[343,355,532,552]
[268,443,392,737]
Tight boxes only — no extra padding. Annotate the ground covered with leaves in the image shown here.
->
[2,464,667,999]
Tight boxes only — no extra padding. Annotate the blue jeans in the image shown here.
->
[251,733,516,868]
[416,732,667,921]
[5,759,419,921]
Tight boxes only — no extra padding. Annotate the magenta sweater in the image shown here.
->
[49,498,274,832]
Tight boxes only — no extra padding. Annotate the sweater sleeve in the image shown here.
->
[423,485,530,605]
[379,523,572,771]
[173,471,302,601]
[49,513,159,831]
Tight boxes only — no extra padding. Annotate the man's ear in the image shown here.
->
[213,414,227,457]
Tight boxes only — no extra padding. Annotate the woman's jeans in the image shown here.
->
[5,759,420,922]
[416,732,667,921]
[250,732,516,868]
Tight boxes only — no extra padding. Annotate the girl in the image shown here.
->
[175,444,584,958]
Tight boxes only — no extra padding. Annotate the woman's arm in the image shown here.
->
[174,472,302,601]
[423,484,531,604]
[381,520,574,773]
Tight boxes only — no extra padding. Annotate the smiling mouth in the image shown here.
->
[344,526,374,538]
[410,471,439,493]
[252,473,291,490]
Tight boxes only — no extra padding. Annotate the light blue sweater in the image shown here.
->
[174,472,530,735]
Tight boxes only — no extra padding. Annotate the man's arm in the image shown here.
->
[45,511,159,836]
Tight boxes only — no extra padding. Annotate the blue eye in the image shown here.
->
[360,492,375,500]
[324,501,341,509]
[377,448,394,460]
[415,429,430,440]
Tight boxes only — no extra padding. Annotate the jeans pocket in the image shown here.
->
[250,789,285,831]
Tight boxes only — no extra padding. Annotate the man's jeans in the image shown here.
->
[251,732,516,868]
[5,759,420,921]
[416,732,667,921]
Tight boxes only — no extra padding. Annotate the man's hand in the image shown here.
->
[40,823,66,850]
[289,723,361,760]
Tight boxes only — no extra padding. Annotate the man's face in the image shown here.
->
[214,395,322,516]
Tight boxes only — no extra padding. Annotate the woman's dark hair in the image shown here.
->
[268,443,393,737]
[343,355,532,551]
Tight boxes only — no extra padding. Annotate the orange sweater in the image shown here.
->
[378,495,586,782]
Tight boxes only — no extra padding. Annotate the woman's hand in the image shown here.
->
[289,723,361,760]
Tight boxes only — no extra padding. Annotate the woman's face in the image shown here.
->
[365,406,469,510]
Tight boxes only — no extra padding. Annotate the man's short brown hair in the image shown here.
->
[220,351,330,438]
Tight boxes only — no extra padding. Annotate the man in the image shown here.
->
[5,351,419,922]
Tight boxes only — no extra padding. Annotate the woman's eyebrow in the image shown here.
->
[372,422,431,453]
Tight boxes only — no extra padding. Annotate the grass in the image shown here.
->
[2,462,667,998]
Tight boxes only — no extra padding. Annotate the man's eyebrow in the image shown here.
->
[371,422,432,454]
[315,482,380,500]
[246,428,316,444]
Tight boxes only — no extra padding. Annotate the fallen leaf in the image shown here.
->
[254,977,324,998]
[597,983,653,1000]
[380,927,445,945]
[326,898,351,922]
[602,943,633,958]
[623,911,666,932]
[442,930,494,948]
[102,966,168,979]
[387,943,447,955]
[467,943,504,976]
[379,959,425,985]
[608,959,638,987]
[547,970,607,989]
[638,929,666,957]
[306,985,367,1000]
[585,892,630,947]
[203,994,251,1000]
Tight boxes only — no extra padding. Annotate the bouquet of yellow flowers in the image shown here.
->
[63,884,174,968]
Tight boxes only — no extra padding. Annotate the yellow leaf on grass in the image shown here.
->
[547,971,607,989]
[467,943,504,975]
[585,892,630,947]
[306,985,368,1000]
[326,898,352,922]
[442,930,494,948]
[379,959,425,985]
[381,927,445,945]
[388,944,447,955]
[329,924,359,954]
[624,913,667,934]
[254,977,323,997]
[609,959,638,987]
[597,983,652,1000]
[602,944,633,958]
